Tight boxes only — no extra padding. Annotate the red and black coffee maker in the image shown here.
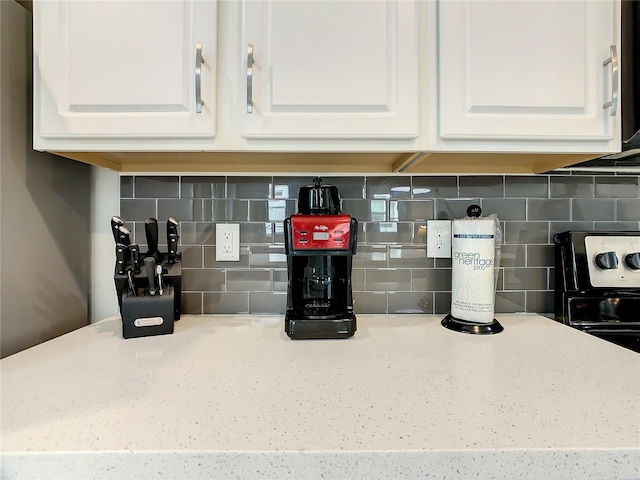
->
[284,177,358,339]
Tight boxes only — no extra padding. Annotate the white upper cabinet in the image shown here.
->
[435,0,620,150]
[34,0,217,141]
[31,0,622,167]
[240,0,418,139]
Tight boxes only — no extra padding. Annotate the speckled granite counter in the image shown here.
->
[1,314,639,479]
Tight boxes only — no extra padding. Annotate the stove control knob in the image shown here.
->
[625,252,640,270]
[595,251,619,270]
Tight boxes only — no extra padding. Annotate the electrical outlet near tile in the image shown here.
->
[216,223,240,261]
[426,220,452,258]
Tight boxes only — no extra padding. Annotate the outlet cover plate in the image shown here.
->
[216,223,240,261]
[426,220,452,258]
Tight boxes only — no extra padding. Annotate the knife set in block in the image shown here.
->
[112,216,183,339]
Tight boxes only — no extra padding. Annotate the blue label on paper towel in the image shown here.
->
[453,234,494,239]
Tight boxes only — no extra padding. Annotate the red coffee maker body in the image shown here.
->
[284,177,357,339]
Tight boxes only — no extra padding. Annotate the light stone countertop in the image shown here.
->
[1,314,639,479]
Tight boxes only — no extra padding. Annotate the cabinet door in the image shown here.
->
[241,1,418,139]
[438,1,618,142]
[35,0,216,138]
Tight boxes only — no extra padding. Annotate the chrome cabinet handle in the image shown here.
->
[196,42,205,113]
[602,45,618,116]
[247,43,254,114]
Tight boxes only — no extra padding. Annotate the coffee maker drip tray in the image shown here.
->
[285,314,357,339]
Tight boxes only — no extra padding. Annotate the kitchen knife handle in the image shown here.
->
[603,44,619,116]
[247,43,254,114]
[167,217,179,237]
[167,233,179,264]
[195,42,205,113]
[145,257,157,296]
[128,243,140,273]
[115,243,128,275]
[111,216,124,244]
[144,218,159,257]
[116,225,131,246]
[156,264,164,297]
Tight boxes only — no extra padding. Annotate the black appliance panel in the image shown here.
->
[554,230,640,353]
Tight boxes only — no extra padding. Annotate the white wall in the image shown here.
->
[90,165,120,323]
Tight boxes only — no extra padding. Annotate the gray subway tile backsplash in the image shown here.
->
[120,172,639,316]
[572,199,616,222]
[595,176,639,198]
[204,246,251,268]
[500,245,526,268]
[204,292,249,315]
[342,199,387,222]
[503,268,549,291]
[435,198,481,220]
[182,269,225,292]
[525,290,554,315]
[227,269,272,292]
[208,199,250,222]
[388,291,433,314]
[481,198,526,221]
[459,176,504,198]
[181,292,203,315]
[239,223,273,244]
[434,292,452,315]
[181,246,204,269]
[365,269,412,292]
[120,199,157,221]
[227,176,272,199]
[364,222,413,244]
[411,269,452,292]
[390,200,434,221]
[273,270,288,292]
[495,291,526,313]
[550,176,594,198]
[353,246,388,268]
[411,176,458,198]
[249,200,296,222]
[135,176,179,198]
[181,176,226,199]
[249,292,286,314]
[505,222,549,244]
[120,176,133,198]
[616,199,640,221]
[527,199,571,221]
[158,199,204,222]
[388,246,433,269]
[366,177,411,199]
[504,175,549,198]
[595,221,640,230]
[248,245,287,268]
[180,222,216,245]
[322,176,366,199]
[353,292,388,314]
[526,245,554,268]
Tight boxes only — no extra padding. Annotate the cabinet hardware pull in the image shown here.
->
[247,43,254,114]
[196,42,205,113]
[602,45,618,116]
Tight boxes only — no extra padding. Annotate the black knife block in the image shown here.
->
[121,285,175,339]
[114,253,182,321]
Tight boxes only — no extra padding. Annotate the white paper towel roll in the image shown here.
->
[450,218,496,323]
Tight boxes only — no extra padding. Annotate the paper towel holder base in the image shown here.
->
[441,314,504,335]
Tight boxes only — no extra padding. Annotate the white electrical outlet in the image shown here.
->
[216,224,240,261]
[426,220,452,258]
